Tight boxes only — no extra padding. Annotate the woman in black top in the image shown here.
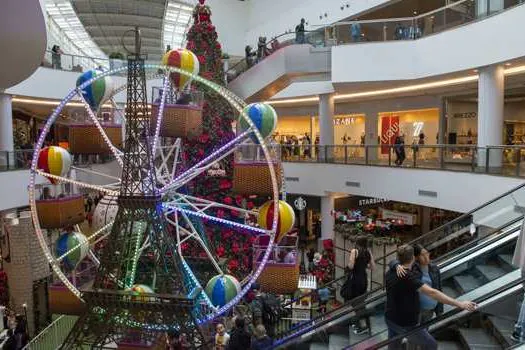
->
[348,236,375,334]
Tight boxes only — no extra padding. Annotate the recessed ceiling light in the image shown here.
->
[473,69,479,73]
[505,62,512,66]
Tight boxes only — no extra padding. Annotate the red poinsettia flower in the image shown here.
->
[217,209,225,218]
[216,42,221,50]
[247,201,254,210]
[235,195,243,206]
[224,197,233,205]
[231,209,239,217]
[199,133,210,144]
[197,55,206,64]
[219,179,232,190]
[197,149,205,157]
[231,242,240,254]
[216,246,225,257]
[228,259,239,271]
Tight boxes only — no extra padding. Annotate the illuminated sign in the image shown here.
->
[333,117,357,126]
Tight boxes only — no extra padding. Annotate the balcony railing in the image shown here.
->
[226,0,525,81]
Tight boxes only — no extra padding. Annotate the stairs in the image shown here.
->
[458,328,502,349]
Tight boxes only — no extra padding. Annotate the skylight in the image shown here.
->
[162,1,194,51]
[44,0,106,59]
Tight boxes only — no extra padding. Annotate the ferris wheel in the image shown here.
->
[28,52,294,328]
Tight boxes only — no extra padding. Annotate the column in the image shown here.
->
[310,116,315,157]
[320,194,335,251]
[477,65,504,169]
[439,97,447,144]
[319,93,334,161]
[365,109,379,161]
[0,93,13,168]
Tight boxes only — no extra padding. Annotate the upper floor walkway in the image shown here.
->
[2,144,524,213]
[227,0,525,101]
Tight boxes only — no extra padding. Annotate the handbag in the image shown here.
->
[339,269,354,300]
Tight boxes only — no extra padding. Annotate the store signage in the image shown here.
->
[358,197,388,206]
[294,197,307,211]
[380,208,417,226]
[453,112,477,119]
[380,116,399,154]
[206,162,226,177]
[333,117,357,126]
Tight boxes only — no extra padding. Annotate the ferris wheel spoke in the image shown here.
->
[155,140,182,186]
[160,131,251,193]
[70,165,121,182]
[150,75,170,152]
[75,89,124,167]
[35,170,120,195]
[163,204,268,235]
[56,221,114,263]
[166,193,258,218]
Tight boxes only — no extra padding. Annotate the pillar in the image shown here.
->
[320,194,335,251]
[0,93,13,168]
[365,109,379,161]
[477,65,504,169]
[439,97,447,144]
[420,206,431,234]
[319,94,334,161]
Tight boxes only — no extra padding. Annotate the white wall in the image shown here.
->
[207,0,250,57]
[283,162,523,213]
[6,67,163,103]
[0,0,47,89]
[0,170,47,211]
[245,0,392,47]
[332,4,525,83]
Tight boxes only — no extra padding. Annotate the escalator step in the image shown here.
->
[475,264,506,282]
[458,328,503,349]
[442,285,460,298]
[488,315,516,348]
[498,254,514,268]
[329,334,349,349]
[437,340,464,350]
[309,342,329,350]
[453,275,483,294]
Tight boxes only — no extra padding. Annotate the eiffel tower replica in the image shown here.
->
[60,28,208,349]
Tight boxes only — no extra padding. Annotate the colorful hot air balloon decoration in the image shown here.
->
[55,231,89,270]
[205,274,241,307]
[257,200,295,243]
[92,195,118,232]
[76,68,114,111]
[238,103,278,143]
[37,146,71,184]
[128,284,154,302]
[161,49,200,90]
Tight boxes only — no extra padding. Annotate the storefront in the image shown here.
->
[447,99,525,145]
[274,116,318,144]
[333,114,365,145]
[378,108,440,151]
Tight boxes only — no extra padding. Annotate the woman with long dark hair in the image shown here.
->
[347,235,375,334]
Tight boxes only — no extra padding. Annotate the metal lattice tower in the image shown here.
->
[59,28,206,349]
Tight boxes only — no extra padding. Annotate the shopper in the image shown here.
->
[351,22,362,42]
[511,221,525,342]
[215,323,230,350]
[347,236,375,334]
[228,317,251,350]
[251,325,272,350]
[394,136,406,166]
[51,45,63,70]
[166,330,183,350]
[245,45,256,68]
[295,18,306,44]
[3,329,16,350]
[385,245,477,350]
[389,244,443,324]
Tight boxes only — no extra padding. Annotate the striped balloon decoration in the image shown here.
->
[161,49,200,90]
[239,103,278,143]
[37,146,71,184]
[205,274,241,307]
[55,231,89,270]
[257,200,295,243]
[76,68,114,111]
[128,284,154,302]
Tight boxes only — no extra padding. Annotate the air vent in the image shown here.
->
[285,177,299,182]
[418,190,437,198]
[345,181,360,188]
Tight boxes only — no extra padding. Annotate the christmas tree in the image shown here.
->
[181,0,255,277]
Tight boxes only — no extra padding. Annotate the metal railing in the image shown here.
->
[0,150,34,172]
[22,315,78,350]
[280,144,525,178]
[226,0,524,81]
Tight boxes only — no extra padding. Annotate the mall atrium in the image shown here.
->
[1,0,525,349]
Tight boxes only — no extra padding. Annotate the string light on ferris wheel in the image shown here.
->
[29,63,280,324]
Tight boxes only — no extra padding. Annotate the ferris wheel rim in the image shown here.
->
[28,63,281,324]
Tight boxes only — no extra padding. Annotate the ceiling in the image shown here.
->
[70,0,193,61]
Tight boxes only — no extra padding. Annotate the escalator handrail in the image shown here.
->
[365,276,525,350]
[273,217,522,344]
[370,181,525,265]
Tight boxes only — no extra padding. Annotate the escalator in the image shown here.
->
[364,275,525,350]
[275,220,522,349]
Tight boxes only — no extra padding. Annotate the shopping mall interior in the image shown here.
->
[2,0,525,349]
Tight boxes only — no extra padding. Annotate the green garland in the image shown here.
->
[334,223,401,246]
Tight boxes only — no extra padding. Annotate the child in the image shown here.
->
[214,323,230,350]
